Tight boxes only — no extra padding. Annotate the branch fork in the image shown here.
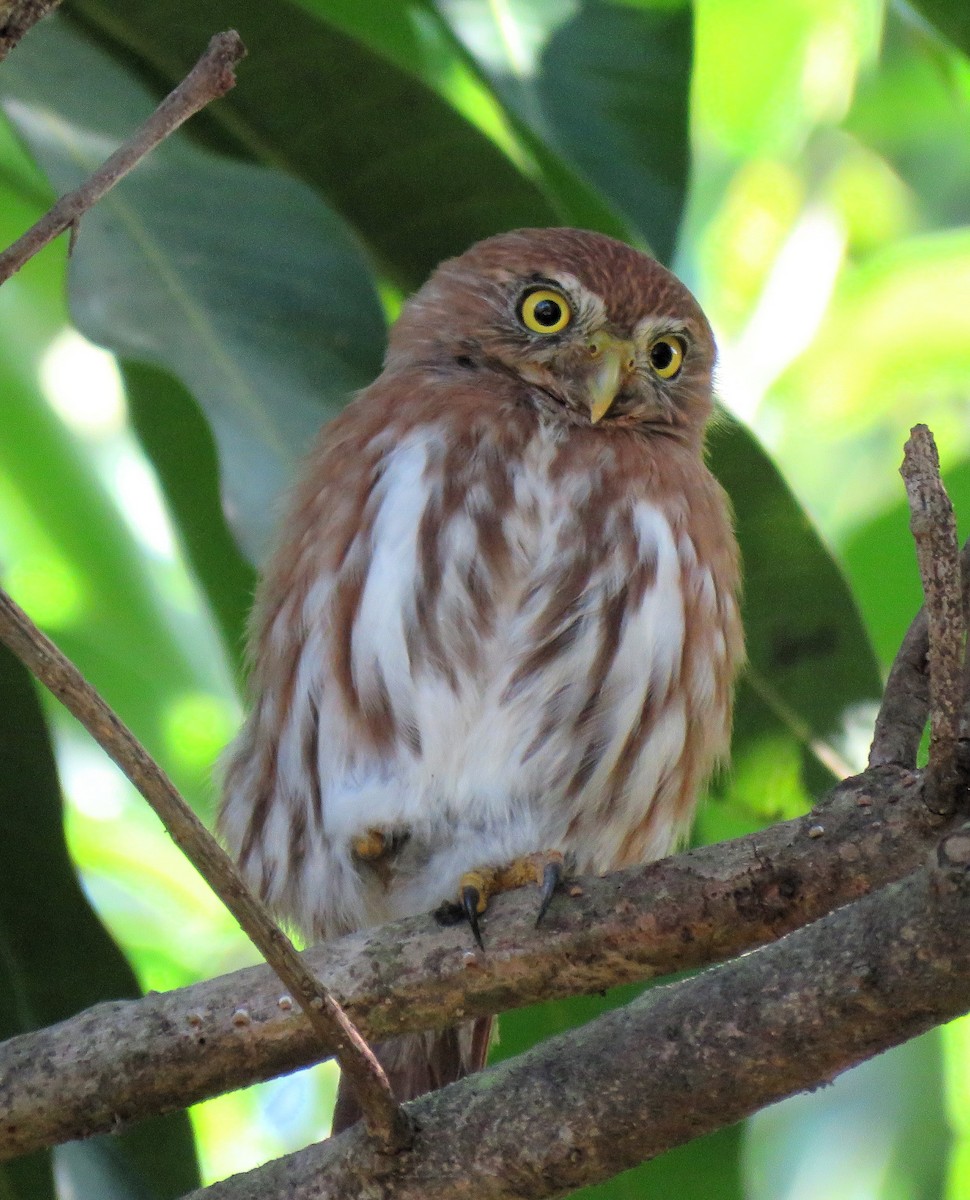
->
[891,424,970,812]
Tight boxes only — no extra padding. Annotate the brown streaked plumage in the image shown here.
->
[219,227,744,1131]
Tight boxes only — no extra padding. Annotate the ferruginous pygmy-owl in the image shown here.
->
[219,227,744,1130]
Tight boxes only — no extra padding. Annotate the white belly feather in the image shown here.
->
[221,420,730,939]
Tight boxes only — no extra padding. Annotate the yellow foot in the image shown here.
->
[351,828,410,863]
[351,828,391,861]
[452,850,566,948]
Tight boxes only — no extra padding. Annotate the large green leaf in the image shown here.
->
[435,0,692,263]
[0,643,200,1197]
[907,0,970,56]
[537,0,692,264]
[700,415,883,836]
[67,0,561,290]
[0,174,228,808]
[123,362,257,680]
[0,17,388,563]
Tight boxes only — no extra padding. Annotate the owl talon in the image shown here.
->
[536,858,563,926]
[461,885,485,949]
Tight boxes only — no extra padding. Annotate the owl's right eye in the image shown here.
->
[518,288,572,335]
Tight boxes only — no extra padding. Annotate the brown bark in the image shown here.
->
[0,0,60,62]
[181,834,970,1199]
[0,764,947,1161]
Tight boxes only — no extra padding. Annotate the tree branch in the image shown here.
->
[0,0,61,62]
[0,591,409,1150]
[0,30,245,286]
[179,828,970,1199]
[899,425,966,810]
[869,538,970,770]
[0,763,945,1161]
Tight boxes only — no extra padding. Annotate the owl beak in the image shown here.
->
[587,334,637,424]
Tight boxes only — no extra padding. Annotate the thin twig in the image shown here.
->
[0,0,61,63]
[899,425,966,812]
[0,586,410,1151]
[870,539,970,771]
[0,30,246,286]
[869,608,929,769]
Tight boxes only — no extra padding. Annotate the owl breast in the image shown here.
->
[220,401,742,940]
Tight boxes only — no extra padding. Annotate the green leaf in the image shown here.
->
[906,0,970,56]
[846,11,970,233]
[67,0,561,289]
[0,644,200,1197]
[537,0,692,263]
[123,362,257,680]
[0,16,388,563]
[701,416,883,837]
[434,0,693,262]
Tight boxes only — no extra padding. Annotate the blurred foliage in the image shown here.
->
[0,0,968,1197]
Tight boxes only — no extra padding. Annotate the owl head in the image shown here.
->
[385,227,716,441]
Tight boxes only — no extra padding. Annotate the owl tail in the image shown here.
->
[330,1017,494,1134]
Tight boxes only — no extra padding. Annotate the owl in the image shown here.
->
[219,227,744,1130]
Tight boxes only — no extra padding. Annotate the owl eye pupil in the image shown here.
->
[650,340,674,370]
[532,299,562,327]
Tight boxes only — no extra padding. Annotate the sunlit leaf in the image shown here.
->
[123,362,256,679]
[764,229,970,541]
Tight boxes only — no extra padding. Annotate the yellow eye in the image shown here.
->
[648,336,685,379]
[519,288,572,335]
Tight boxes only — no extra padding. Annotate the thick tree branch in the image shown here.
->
[181,830,970,1199]
[0,764,945,1160]
[0,591,408,1150]
[899,425,966,810]
[0,0,61,62]
[0,31,245,286]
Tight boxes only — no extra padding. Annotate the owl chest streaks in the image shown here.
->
[221,373,740,938]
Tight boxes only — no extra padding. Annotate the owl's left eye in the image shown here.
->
[519,288,572,335]
[648,336,685,379]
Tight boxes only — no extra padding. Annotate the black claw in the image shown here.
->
[462,885,485,949]
[536,860,563,927]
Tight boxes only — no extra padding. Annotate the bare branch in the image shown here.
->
[869,607,930,769]
[0,585,410,1150]
[899,426,966,810]
[0,764,944,1160]
[0,0,61,62]
[0,31,245,286]
[870,539,970,770]
[181,829,970,1199]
